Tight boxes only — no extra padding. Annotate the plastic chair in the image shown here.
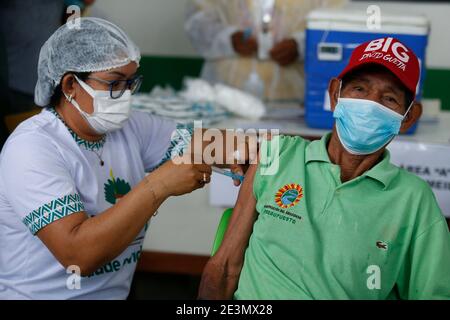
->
[211,208,233,256]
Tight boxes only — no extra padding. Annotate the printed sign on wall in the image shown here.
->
[388,140,450,217]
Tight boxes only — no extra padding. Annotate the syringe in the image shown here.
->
[212,166,244,182]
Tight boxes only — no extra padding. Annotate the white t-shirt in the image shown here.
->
[0,108,191,299]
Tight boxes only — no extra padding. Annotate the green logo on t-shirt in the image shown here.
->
[104,169,131,205]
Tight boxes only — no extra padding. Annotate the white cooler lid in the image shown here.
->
[307,9,429,35]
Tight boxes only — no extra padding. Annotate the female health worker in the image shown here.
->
[0,17,248,299]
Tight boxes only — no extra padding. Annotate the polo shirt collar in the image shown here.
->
[364,150,398,190]
[305,133,332,164]
[305,132,398,189]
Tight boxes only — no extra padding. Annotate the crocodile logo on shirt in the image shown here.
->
[376,241,388,250]
[275,183,303,209]
[104,168,131,205]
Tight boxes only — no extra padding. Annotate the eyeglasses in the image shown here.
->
[86,75,143,99]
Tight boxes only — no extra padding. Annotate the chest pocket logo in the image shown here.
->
[104,168,131,205]
[275,183,303,209]
[376,240,388,250]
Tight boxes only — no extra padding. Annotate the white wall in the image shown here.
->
[91,0,450,68]
[91,0,197,56]
[348,1,450,69]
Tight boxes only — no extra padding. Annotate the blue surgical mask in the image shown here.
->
[333,83,413,155]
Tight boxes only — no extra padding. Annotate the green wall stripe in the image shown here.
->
[139,55,203,92]
[139,55,450,110]
[423,69,450,111]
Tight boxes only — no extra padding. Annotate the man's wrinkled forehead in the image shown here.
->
[342,65,407,95]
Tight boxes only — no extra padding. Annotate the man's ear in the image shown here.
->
[399,102,422,134]
[328,78,341,112]
[61,73,77,99]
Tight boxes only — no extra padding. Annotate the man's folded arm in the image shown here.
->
[198,163,258,300]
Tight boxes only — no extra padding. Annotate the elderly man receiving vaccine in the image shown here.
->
[199,38,450,300]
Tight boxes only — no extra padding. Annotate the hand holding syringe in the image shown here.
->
[211,137,263,185]
[212,166,244,183]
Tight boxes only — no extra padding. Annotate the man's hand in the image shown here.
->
[198,257,241,300]
[231,31,258,57]
[270,38,299,66]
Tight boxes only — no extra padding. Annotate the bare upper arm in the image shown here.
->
[215,163,258,266]
[231,163,258,219]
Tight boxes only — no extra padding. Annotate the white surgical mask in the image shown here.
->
[63,75,131,135]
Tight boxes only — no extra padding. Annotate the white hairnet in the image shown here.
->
[35,17,141,107]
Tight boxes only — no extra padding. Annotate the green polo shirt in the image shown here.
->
[234,133,450,300]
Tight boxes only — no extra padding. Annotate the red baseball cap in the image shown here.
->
[338,37,420,98]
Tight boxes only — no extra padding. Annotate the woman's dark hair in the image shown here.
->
[49,72,90,107]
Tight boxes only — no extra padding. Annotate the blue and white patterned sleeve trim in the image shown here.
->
[22,193,85,235]
[155,123,194,168]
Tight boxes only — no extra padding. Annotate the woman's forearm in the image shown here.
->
[67,173,169,275]
[38,156,212,276]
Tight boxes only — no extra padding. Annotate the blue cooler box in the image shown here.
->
[304,9,429,133]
